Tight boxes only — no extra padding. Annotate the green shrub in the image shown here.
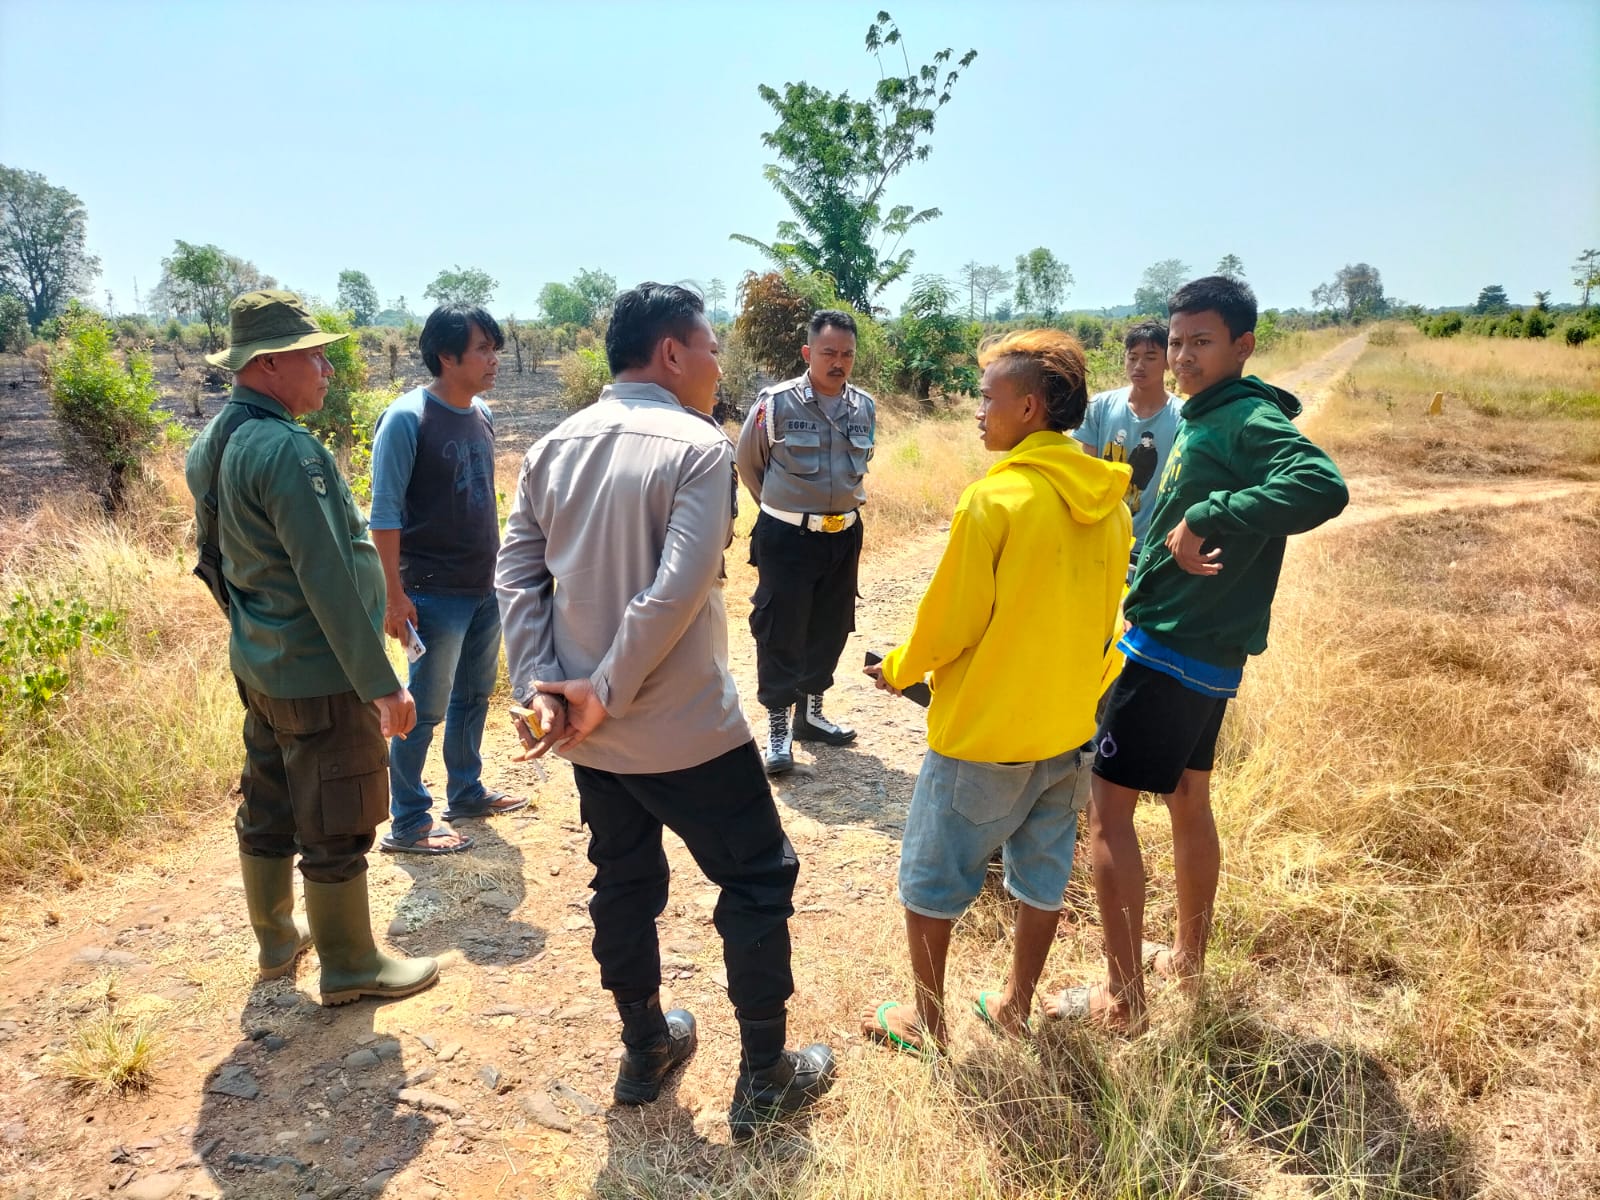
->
[888,276,980,403]
[47,305,171,509]
[1566,324,1591,347]
[341,384,404,505]
[1071,315,1107,351]
[558,347,611,411]
[0,594,119,736]
[300,310,369,448]
[0,294,29,352]
[1525,309,1551,339]
[1254,311,1281,352]
[113,315,157,346]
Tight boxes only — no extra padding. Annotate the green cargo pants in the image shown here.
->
[235,680,390,883]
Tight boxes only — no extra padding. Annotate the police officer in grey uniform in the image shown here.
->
[735,310,875,775]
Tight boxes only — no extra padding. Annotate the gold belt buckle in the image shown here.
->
[819,513,847,533]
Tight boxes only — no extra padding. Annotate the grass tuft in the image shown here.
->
[49,1009,163,1094]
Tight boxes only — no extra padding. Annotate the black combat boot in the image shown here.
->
[792,693,857,745]
[763,706,795,775]
[728,1012,836,1141]
[613,993,697,1105]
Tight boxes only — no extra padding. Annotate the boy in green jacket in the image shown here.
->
[1046,276,1348,1032]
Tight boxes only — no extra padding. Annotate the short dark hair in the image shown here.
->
[809,309,857,340]
[1123,320,1168,351]
[420,305,505,376]
[605,282,706,375]
[1168,276,1258,339]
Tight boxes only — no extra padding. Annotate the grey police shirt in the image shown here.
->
[734,373,875,515]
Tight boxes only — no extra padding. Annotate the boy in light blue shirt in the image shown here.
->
[1075,321,1183,573]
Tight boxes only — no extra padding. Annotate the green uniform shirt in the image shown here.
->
[185,385,400,703]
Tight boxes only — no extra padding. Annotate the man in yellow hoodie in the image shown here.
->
[862,329,1131,1053]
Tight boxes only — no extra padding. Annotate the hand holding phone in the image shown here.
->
[864,651,931,707]
[402,620,427,664]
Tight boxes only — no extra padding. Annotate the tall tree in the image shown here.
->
[539,282,591,326]
[958,260,983,317]
[1215,254,1246,281]
[423,265,496,307]
[1474,284,1510,315]
[1325,262,1387,321]
[731,12,977,312]
[1013,248,1072,320]
[706,277,728,322]
[956,261,1012,318]
[975,264,1010,319]
[1575,248,1600,308]
[1133,259,1190,316]
[0,165,100,329]
[1532,290,1551,311]
[158,241,275,349]
[336,269,379,325]
[570,268,618,322]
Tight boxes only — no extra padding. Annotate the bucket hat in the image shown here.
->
[205,290,346,371]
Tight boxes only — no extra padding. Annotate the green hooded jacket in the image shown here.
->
[1125,374,1348,668]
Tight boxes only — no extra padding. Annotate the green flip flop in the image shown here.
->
[973,990,1031,1037]
[866,1000,927,1057]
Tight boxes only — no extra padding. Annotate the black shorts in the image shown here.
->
[1092,660,1229,795]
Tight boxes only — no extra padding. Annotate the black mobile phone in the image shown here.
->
[864,650,931,708]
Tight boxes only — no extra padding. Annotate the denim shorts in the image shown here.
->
[897,746,1087,920]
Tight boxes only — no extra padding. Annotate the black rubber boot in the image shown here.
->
[728,1013,836,1141]
[613,993,697,1105]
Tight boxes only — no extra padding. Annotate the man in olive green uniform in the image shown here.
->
[185,290,438,1006]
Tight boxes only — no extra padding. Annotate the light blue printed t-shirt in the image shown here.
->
[1074,386,1182,559]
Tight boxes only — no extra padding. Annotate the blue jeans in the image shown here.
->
[388,590,502,841]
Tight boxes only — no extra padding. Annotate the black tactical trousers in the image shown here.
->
[235,680,389,883]
[747,511,862,711]
[574,741,798,1016]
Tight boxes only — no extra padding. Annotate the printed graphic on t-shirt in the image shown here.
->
[1100,430,1145,513]
[444,438,494,510]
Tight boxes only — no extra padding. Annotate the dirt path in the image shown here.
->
[0,513,952,1199]
[1272,329,1370,418]
[1,333,1582,1200]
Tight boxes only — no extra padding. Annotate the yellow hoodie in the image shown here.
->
[881,430,1132,762]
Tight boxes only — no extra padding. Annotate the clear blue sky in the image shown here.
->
[3,0,1596,317]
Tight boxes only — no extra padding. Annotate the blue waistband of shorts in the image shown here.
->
[1118,627,1242,699]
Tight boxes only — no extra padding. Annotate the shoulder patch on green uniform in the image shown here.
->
[302,456,328,496]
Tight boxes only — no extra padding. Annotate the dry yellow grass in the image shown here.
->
[1315,325,1600,481]
[1251,324,1360,380]
[7,337,1597,1196]
[0,461,239,890]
